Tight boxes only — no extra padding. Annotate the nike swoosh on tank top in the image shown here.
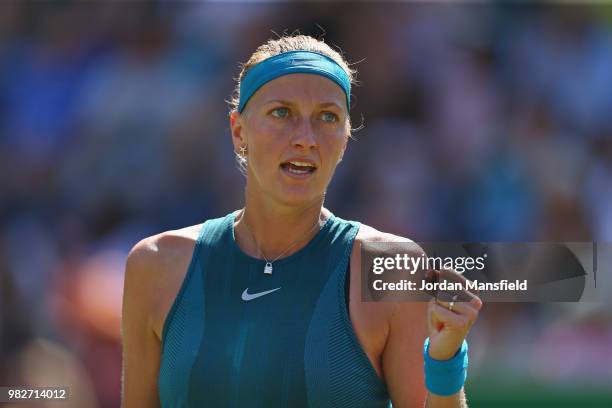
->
[158,211,391,407]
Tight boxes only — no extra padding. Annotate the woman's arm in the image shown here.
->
[378,249,482,408]
[424,269,482,408]
[383,294,480,408]
[425,389,468,408]
[121,239,163,408]
[421,295,475,408]
[382,300,430,407]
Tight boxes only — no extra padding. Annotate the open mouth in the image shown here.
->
[280,160,317,176]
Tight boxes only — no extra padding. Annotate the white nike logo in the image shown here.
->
[241,287,281,301]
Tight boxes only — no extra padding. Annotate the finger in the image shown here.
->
[426,268,479,303]
[435,292,481,310]
[470,294,483,310]
[436,292,483,311]
[436,269,478,303]
[435,298,479,319]
[424,269,469,300]
[429,301,470,330]
[424,269,439,298]
[433,298,480,327]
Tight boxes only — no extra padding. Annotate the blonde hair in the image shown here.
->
[230,34,359,176]
[228,34,356,113]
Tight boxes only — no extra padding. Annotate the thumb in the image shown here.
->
[428,299,444,334]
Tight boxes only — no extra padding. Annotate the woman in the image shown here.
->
[122,35,482,408]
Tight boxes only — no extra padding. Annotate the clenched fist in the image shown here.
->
[425,269,483,360]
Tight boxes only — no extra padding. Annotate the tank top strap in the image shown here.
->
[199,212,235,249]
[323,214,361,263]
[160,214,227,344]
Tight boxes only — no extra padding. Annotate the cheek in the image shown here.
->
[247,124,287,171]
[320,134,347,167]
[252,114,295,134]
[324,129,348,153]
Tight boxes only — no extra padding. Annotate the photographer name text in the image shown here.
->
[372,279,528,292]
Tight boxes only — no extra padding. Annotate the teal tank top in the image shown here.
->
[158,211,391,407]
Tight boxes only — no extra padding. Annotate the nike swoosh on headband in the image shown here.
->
[241,287,282,301]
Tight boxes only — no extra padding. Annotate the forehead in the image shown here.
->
[248,73,347,109]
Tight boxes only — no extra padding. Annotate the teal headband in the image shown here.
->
[238,50,351,113]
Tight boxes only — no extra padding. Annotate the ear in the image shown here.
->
[230,110,246,152]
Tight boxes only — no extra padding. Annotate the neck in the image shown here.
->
[235,189,329,260]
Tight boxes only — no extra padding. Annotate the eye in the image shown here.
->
[321,111,339,123]
[270,107,290,119]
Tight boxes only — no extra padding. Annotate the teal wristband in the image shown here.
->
[423,337,468,396]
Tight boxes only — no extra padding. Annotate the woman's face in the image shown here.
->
[230,73,350,207]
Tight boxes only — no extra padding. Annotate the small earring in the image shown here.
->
[236,145,248,172]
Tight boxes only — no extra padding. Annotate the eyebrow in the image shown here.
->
[264,99,343,110]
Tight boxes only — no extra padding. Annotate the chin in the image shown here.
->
[275,185,323,207]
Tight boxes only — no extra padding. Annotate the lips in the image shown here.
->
[280,159,318,176]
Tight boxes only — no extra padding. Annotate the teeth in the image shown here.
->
[288,167,309,174]
[289,161,314,168]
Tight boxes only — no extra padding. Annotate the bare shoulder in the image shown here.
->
[354,222,424,255]
[121,224,203,406]
[124,223,203,340]
[125,224,202,291]
[350,221,428,327]
[350,221,424,296]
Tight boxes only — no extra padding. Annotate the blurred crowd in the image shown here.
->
[1,2,611,407]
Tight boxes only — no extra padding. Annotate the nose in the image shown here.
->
[291,118,318,150]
